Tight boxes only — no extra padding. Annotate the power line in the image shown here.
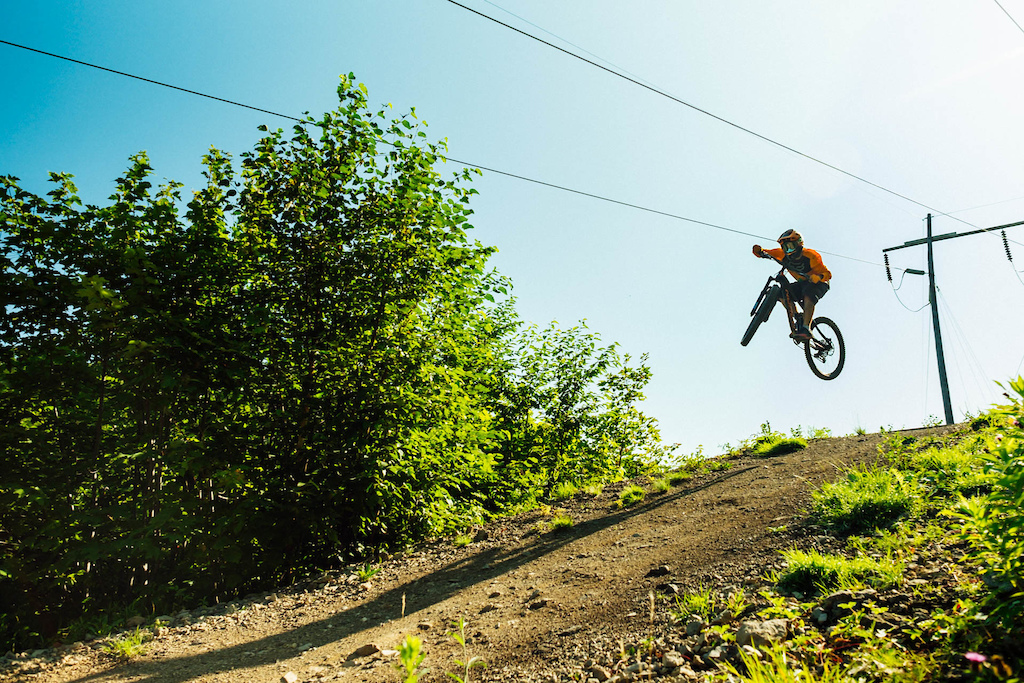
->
[441,0,979,224]
[479,0,656,88]
[0,36,913,272]
[994,0,1024,37]
[0,39,304,123]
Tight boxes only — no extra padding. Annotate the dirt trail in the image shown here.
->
[9,428,953,683]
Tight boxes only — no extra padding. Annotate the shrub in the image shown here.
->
[955,377,1024,627]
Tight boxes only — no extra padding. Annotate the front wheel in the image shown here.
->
[741,285,781,347]
[804,316,845,380]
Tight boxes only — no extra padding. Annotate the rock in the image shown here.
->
[281,673,298,683]
[678,664,699,680]
[358,582,372,591]
[125,616,147,628]
[740,644,763,660]
[529,598,552,610]
[297,643,313,652]
[736,619,789,648]
[480,603,501,614]
[557,625,583,636]
[347,643,381,660]
[474,529,490,542]
[589,664,613,681]
[812,606,829,624]
[417,621,433,630]
[656,582,681,595]
[489,590,503,598]
[662,650,687,668]
[685,618,704,636]
[645,565,672,578]
[712,609,734,625]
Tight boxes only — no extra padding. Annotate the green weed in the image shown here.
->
[397,634,428,683]
[549,513,573,530]
[357,563,382,582]
[549,481,578,502]
[812,464,918,533]
[754,437,808,457]
[720,642,848,683]
[616,484,645,508]
[103,628,150,662]
[583,482,604,497]
[673,584,715,620]
[664,471,691,486]
[454,535,472,548]
[650,477,671,494]
[776,548,903,594]
[448,617,485,682]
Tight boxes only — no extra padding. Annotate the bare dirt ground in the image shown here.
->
[5,427,956,683]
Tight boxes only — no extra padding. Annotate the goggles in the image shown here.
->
[782,241,800,254]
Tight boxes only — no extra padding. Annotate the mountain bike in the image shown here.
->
[740,255,845,380]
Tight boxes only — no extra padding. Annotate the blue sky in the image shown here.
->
[4,1,1024,454]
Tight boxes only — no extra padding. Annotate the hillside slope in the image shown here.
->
[8,428,955,683]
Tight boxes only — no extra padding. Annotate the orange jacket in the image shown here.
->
[761,247,832,284]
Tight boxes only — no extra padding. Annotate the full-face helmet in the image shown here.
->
[777,229,804,256]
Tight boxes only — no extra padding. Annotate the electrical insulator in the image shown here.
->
[1003,230,1014,262]
[884,253,892,282]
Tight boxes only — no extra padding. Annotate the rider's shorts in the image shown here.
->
[788,279,830,303]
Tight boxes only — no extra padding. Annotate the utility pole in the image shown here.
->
[923,214,955,425]
[883,216,1024,426]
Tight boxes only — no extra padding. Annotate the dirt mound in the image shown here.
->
[7,428,955,683]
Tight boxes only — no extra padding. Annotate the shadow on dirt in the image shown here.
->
[69,464,758,683]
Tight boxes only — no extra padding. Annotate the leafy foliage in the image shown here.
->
[954,377,1024,627]
[0,76,666,650]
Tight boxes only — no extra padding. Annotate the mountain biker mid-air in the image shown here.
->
[752,230,831,341]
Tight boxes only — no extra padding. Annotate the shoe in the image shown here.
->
[791,324,811,341]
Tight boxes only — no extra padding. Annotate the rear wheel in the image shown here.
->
[741,285,781,347]
[804,316,845,380]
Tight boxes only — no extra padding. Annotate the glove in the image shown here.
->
[807,274,819,284]
[752,245,764,258]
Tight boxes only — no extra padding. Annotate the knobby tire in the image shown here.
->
[804,316,845,380]
[740,285,781,347]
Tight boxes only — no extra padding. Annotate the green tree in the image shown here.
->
[0,74,667,650]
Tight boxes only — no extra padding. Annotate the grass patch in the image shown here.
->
[582,482,604,497]
[650,477,671,494]
[754,436,807,457]
[673,584,715,621]
[706,458,733,472]
[664,471,691,486]
[549,481,578,502]
[103,628,150,661]
[454,534,472,548]
[776,548,903,594]
[811,465,918,533]
[549,513,573,530]
[616,484,646,508]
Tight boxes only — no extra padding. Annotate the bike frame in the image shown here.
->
[750,264,804,343]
